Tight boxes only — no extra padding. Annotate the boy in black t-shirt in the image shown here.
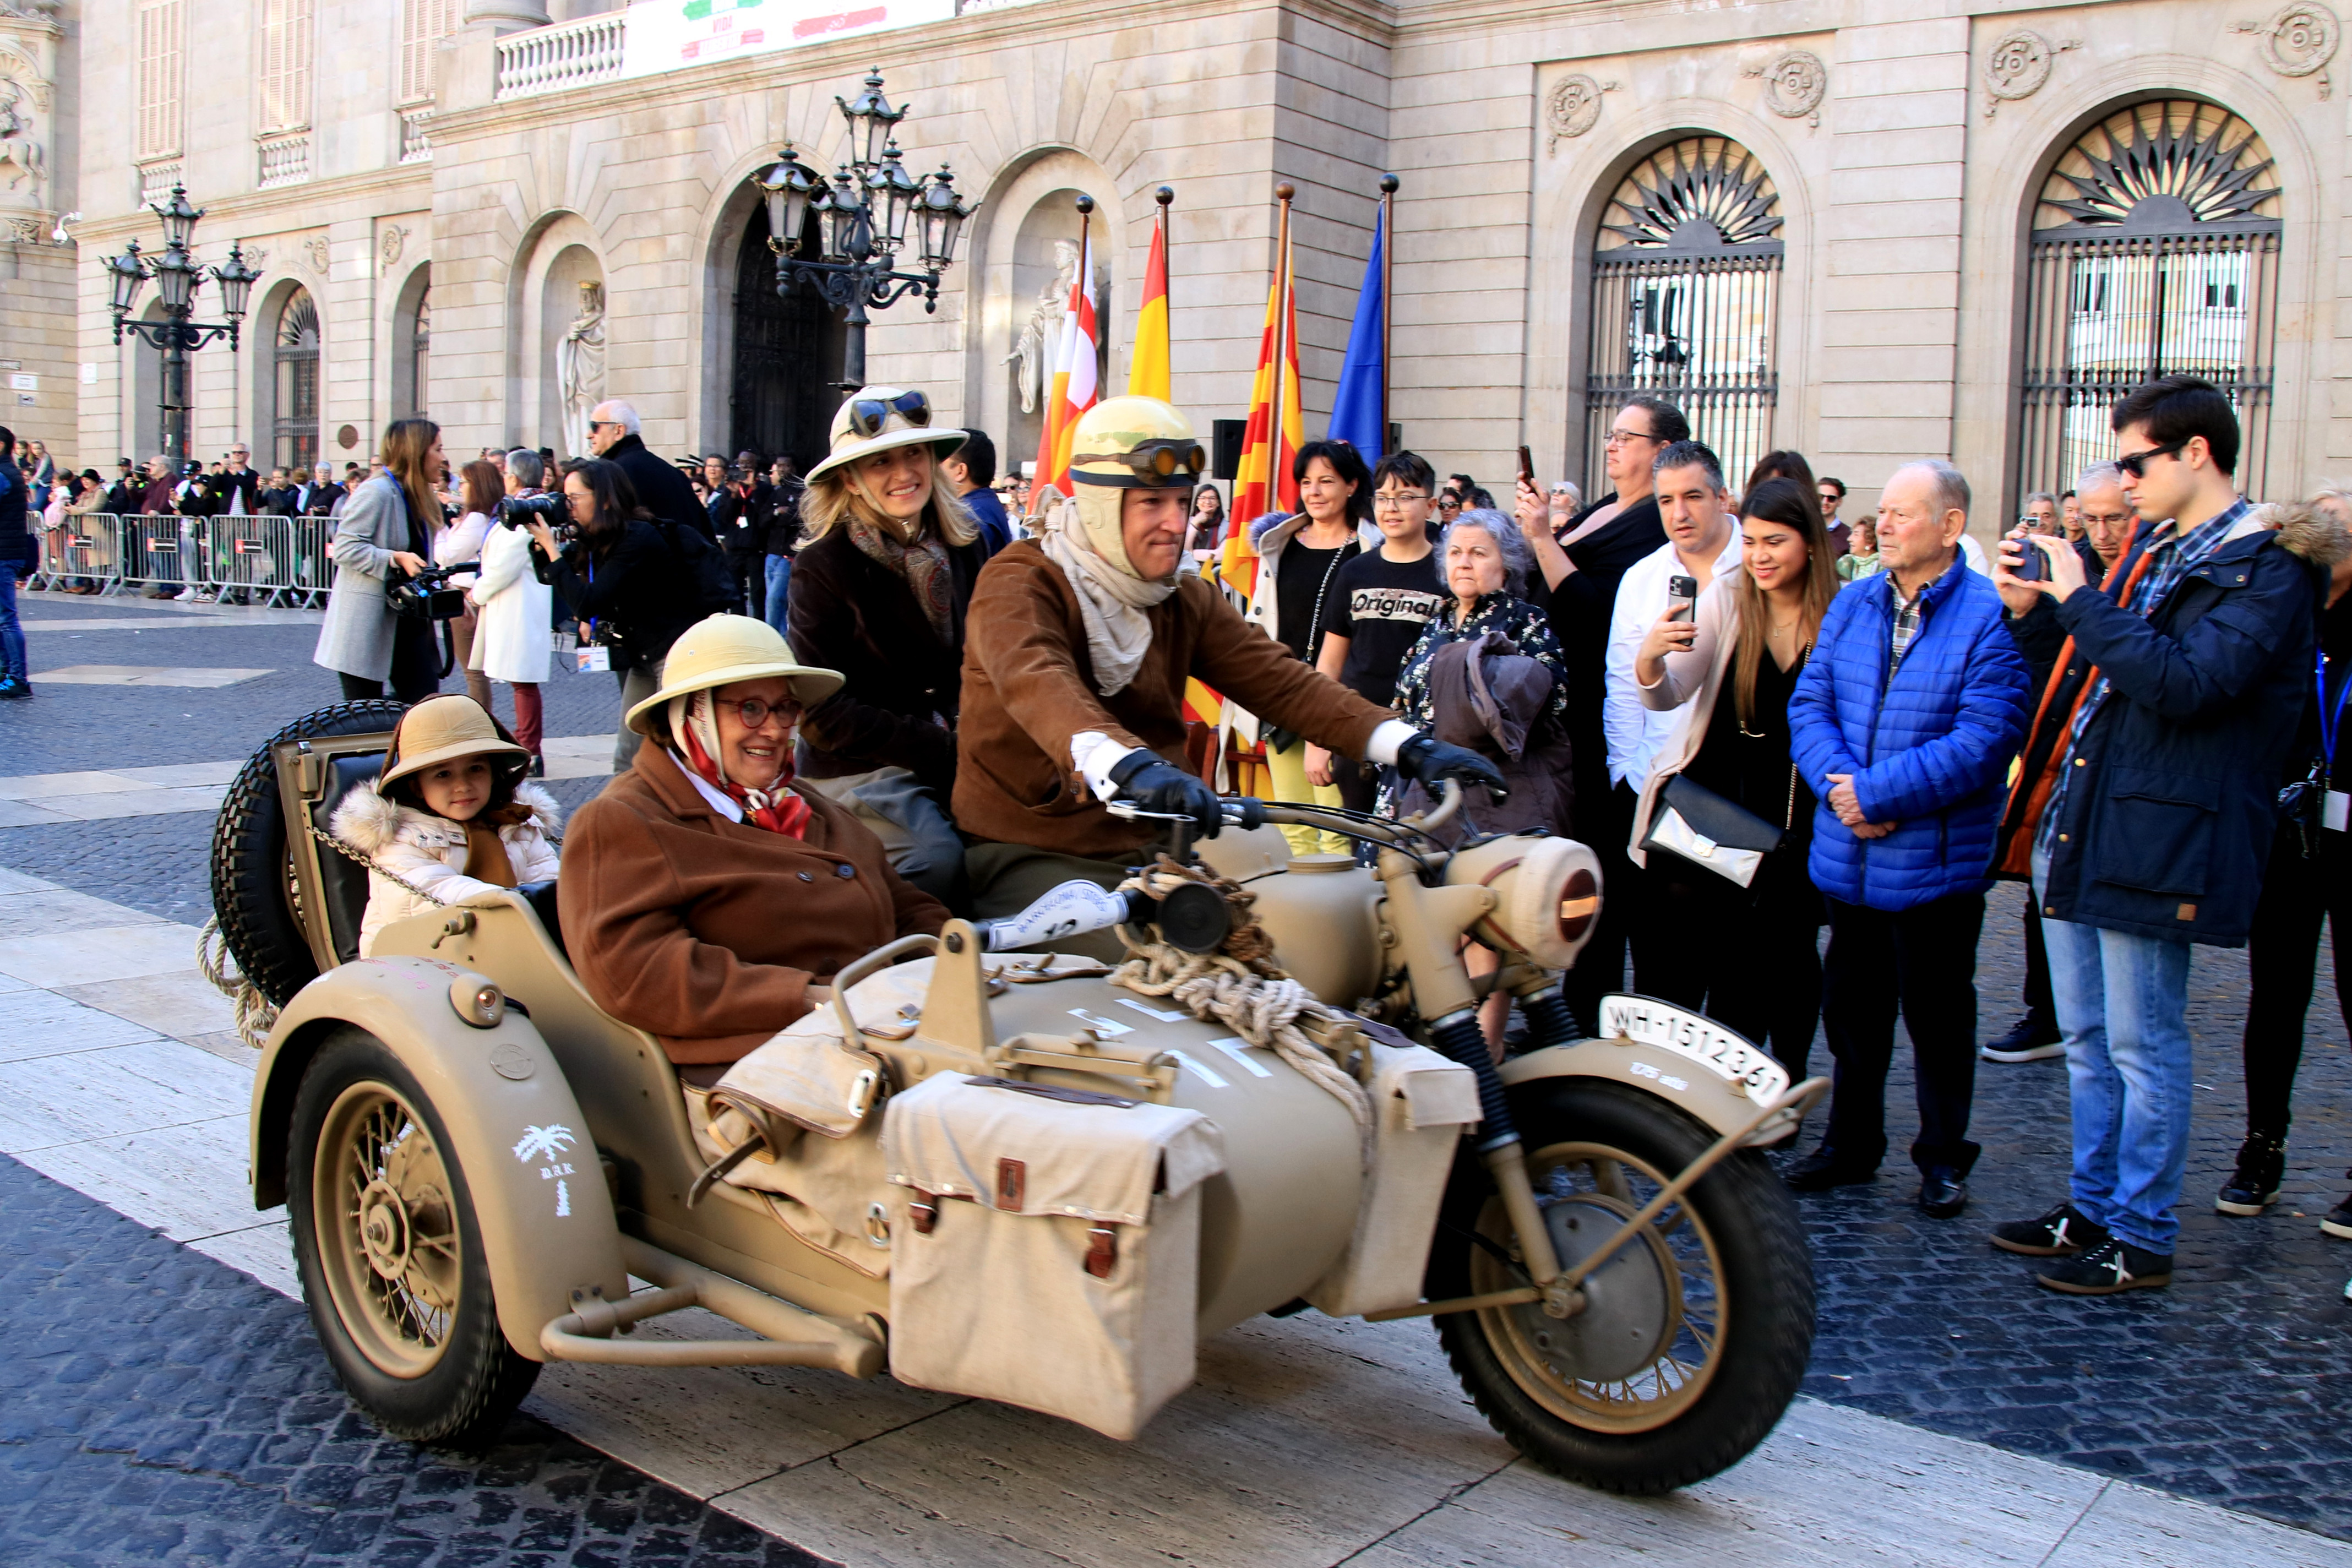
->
[1308,450,1447,813]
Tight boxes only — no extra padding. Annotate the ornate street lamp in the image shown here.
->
[754,67,977,390]
[98,185,255,464]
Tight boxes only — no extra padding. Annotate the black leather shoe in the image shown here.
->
[1783,1145,1878,1192]
[528,752,547,778]
[1918,1167,1968,1219]
[1980,1011,2063,1063]
[2215,1133,2285,1216]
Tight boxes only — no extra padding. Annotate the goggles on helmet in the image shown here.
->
[846,389,931,437]
[1070,438,1207,488]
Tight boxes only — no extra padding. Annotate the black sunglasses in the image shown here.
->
[2116,440,2185,480]
[848,389,931,438]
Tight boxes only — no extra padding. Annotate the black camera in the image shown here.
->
[497,491,572,534]
[386,562,477,622]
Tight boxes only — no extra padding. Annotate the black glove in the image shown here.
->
[1397,733,1508,800]
[1107,750,1225,839]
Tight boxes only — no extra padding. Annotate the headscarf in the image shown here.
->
[1037,495,1174,696]
[667,690,813,839]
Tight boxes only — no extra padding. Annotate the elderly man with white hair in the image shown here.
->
[1782,458,2034,1222]
[585,398,713,542]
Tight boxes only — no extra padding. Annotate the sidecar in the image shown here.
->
[215,703,1824,1495]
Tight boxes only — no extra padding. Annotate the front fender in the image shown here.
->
[252,956,631,1361]
[1498,1039,1803,1147]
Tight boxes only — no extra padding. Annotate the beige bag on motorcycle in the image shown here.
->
[881,1071,1226,1440]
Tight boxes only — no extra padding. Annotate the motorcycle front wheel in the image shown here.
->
[1429,1076,1814,1494]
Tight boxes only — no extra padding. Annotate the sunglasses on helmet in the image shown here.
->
[847,389,932,438]
[1070,439,1207,487]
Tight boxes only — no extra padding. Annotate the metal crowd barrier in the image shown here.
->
[29,513,336,603]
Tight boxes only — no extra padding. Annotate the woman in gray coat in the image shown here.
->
[312,418,443,701]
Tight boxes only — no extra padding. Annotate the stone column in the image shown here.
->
[463,0,552,30]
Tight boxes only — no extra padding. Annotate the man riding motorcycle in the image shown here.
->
[954,395,1504,952]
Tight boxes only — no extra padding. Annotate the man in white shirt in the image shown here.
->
[1604,439,1743,800]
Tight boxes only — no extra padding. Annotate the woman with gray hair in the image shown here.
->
[1390,510,1567,747]
[464,447,556,771]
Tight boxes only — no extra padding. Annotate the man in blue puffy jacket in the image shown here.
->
[1785,459,2033,1218]
[1988,377,2321,1295]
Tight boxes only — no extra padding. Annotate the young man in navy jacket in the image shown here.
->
[1990,375,2321,1294]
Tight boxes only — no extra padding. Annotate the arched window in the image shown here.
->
[409,290,429,418]
[1584,136,1784,493]
[2016,100,2282,501]
[273,290,320,473]
[393,273,430,420]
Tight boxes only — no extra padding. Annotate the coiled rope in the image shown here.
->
[1109,856,1375,1164]
[197,915,279,1051]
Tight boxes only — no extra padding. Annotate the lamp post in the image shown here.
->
[754,67,977,390]
[99,184,259,464]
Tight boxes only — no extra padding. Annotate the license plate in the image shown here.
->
[1598,994,1789,1103]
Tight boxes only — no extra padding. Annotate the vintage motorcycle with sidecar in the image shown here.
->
[209,701,1825,1495]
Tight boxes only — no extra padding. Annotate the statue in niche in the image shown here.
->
[1004,237,1104,414]
[556,279,606,459]
[0,79,43,202]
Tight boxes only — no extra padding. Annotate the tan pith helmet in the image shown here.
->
[379,695,530,787]
[1066,396,1205,580]
[622,614,845,736]
[803,385,967,484]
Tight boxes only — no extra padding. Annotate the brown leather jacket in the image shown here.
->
[559,741,947,1064]
[954,541,1393,859]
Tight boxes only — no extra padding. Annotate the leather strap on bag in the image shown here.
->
[1085,1223,1119,1280]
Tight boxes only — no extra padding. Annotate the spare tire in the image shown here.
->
[210,701,408,1008]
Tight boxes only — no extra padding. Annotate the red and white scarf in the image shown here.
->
[668,690,812,839]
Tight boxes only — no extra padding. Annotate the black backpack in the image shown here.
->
[651,513,735,617]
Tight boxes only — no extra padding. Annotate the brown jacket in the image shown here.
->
[560,741,948,1064]
[955,541,1393,858]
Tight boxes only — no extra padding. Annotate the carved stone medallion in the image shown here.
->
[2250,3,2340,74]
[1755,50,1828,124]
[1545,74,1608,154]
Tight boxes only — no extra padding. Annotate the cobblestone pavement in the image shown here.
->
[0,1149,832,1568]
[4,596,2350,1550]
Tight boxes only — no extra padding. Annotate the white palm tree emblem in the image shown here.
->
[513,1124,576,1163]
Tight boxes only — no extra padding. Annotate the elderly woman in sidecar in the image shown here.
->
[559,614,949,1074]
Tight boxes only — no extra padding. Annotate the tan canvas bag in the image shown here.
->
[881,1071,1225,1440]
[1304,1040,1480,1317]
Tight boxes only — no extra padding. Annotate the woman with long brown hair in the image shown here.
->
[437,458,502,713]
[312,417,444,702]
[1629,476,1839,1074]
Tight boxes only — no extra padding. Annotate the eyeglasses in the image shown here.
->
[712,696,801,729]
[2116,441,2185,480]
[1373,492,1430,510]
[1436,494,1462,511]
[1604,427,1659,447]
[847,389,931,438]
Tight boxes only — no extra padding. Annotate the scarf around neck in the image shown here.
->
[847,513,956,644]
[667,690,812,839]
[1040,500,1174,696]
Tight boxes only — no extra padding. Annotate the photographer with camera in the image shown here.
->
[464,450,555,772]
[521,456,707,770]
[311,418,442,702]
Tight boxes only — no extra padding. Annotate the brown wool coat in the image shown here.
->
[954,541,1394,859]
[560,741,948,1064]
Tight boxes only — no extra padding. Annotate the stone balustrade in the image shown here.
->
[493,12,628,101]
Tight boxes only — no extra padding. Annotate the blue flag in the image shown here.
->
[1327,205,1386,466]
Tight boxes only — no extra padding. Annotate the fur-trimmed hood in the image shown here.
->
[331,777,562,855]
[2248,499,2352,568]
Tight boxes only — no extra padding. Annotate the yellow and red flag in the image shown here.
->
[1221,236,1302,591]
[1128,206,1170,402]
[1032,226,1102,497]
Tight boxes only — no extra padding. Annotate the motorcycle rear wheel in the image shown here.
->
[1431,1077,1814,1494]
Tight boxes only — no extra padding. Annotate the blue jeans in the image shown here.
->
[2033,849,2195,1253]
[763,555,793,639]
[0,544,23,680]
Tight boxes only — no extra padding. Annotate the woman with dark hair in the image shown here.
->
[523,455,704,769]
[1244,437,1380,853]
[313,417,445,703]
[1630,476,1839,1074]
[437,458,502,714]
[1186,482,1226,558]
[1744,449,1823,526]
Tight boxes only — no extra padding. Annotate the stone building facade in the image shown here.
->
[17,0,2346,527]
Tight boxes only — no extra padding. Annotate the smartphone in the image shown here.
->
[1517,445,1536,486]
[1667,574,1698,623]
[2011,535,2046,582]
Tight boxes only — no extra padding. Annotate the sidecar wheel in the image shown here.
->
[288,1026,538,1447]
[1429,1077,1814,1494]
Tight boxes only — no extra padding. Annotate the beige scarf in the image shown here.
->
[1039,499,1173,696]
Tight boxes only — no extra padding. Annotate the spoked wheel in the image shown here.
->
[288,1027,538,1446]
[1431,1078,1813,1494]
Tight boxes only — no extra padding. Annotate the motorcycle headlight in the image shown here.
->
[1447,835,1603,970]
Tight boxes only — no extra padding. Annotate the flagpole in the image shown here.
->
[1272,181,1294,518]
[1378,173,1397,456]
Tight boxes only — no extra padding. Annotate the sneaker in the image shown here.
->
[1919,1167,1968,1219]
[2216,1133,2286,1216]
[173,587,196,602]
[1990,1201,2108,1257]
[1783,1144,1879,1191]
[1980,1011,2064,1063]
[192,590,216,604]
[0,677,31,700]
[2324,1183,2352,1240]
[2036,1235,2173,1294]
[528,752,546,778]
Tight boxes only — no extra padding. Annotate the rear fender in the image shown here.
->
[1498,1041,1803,1147]
[252,956,631,1360]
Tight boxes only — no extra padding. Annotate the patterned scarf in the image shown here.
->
[847,514,956,644]
[668,691,812,839]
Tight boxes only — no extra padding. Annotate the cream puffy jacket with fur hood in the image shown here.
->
[330,779,564,955]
